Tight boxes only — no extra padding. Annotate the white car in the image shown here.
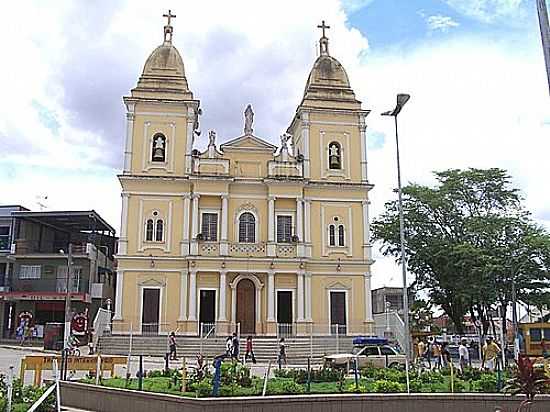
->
[324,343,406,370]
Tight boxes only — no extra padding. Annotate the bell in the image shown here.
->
[153,148,164,161]
[329,155,339,168]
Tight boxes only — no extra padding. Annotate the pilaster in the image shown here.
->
[113,269,124,320]
[181,194,191,256]
[218,270,227,321]
[188,269,197,321]
[267,196,276,257]
[118,193,129,255]
[220,195,229,256]
[190,194,200,255]
[123,109,135,174]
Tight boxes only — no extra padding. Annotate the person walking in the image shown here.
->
[225,336,233,358]
[441,342,452,368]
[432,341,442,370]
[231,333,240,360]
[458,339,470,373]
[278,337,287,369]
[245,336,256,364]
[482,337,501,371]
[168,332,178,360]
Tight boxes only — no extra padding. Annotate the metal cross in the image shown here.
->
[317,20,330,38]
[163,10,176,26]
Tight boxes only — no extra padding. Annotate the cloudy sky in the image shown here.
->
[1,0,549,288]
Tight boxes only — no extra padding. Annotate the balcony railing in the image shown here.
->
[276,244,296,258]
[13,240,90,255]
[199,242,219,256]
[11,278,89,294]
[228,242,266,257]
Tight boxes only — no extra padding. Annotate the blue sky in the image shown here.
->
[1,0,549,287]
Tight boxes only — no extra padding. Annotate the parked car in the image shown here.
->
[324,337,406,370]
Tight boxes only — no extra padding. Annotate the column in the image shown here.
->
[178,270,188,321]
[181,194,191,255]
[304,199,311,257]
[118,193,129,255]
[185,107,195,175]
[267,270,275,321]
[296,271,305,321]
[231,287,237,323]
[123,111,135,173]
[305,272,312,321]
[218,271,227,321]
[113,269,124,320]
[359,116,368,182]
[364,273,373,322]
[296,198,305,257]
[362,200,372,260]
[220,195,229,255]
[190,194,200,255]
[301,111,310,178]
[188,270,197,321]
[267,196,276,256]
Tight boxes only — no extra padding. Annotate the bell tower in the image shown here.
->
[287,22,369,183]
[122,10,200,178]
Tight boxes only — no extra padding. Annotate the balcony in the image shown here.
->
[199,242,219,257]
[11,277,89,294]
[276,244,296,258]
[228,242,266,257]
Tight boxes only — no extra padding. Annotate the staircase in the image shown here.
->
[97,335,354,363]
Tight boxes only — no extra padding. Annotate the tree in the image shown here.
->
[372,168,550,335]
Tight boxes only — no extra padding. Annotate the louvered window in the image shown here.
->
[155,220,164,242]
[201,213,218,241]
[329,225,336,246]
[276,215,292,243]
[338,225,345,246]
[239,212,255,243]
[146,219,154,241]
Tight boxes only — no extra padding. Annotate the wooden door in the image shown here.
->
[142,288,160,334]
[236,279,255,334]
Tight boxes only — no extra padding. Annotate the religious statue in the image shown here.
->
[280,133,290,150]
[152,135,166,161]
[244,104,254,135]
[208,130,216,146]
[329,144,339,157]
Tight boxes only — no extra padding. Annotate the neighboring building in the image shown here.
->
[0,210,116,339]
[114,15,374,336]
[372,287,404,314]
[538,0,550,94]
[433,314,513,340]
[0,206,29,291]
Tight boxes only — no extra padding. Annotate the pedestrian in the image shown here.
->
[225,336,233,358]
[231,333,240,360]
[278,337,287,369]
[482,337,501,371]
[441,342,451,368]
[168,331,178,360]
[432,341,442,369]
[417,339,426,364]
[245,336,256,364]
[458,339,469,373]
[16,321,24,346]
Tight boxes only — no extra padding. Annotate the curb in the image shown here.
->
[0,345,56,354]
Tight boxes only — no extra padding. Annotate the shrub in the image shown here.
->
[312,367,341,383]
[372,379,405,393]
[460,367,483,381]
[452,379,468,393]
[346,382,368,393]
[195,379,213,397]
[472,373,498,393]
[409,379,423,393]
[266,378,305,395]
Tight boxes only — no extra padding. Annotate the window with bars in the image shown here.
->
[201,213,218,241]
[0,226,9,251]
[338,225,345,246]
[145,219,154,241]
[328,224,345,247]
[276,215,292,243]
[329,225,336,246]
[19,265,41,279]
[239,212,256,243]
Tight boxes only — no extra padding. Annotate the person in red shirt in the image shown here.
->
[245,336,256,364]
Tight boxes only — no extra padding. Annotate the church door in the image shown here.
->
[142,288,160,334]
[236,279,255,335]
[330,291,347,335]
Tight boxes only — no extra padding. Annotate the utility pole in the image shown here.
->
[538,0,550,94]
[64,243,73,350]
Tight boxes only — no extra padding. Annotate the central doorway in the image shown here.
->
[236,279,255,334]
[277,290,293,336]
[330,291,347,335]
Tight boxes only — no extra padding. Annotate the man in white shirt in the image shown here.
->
[459,339,470,372]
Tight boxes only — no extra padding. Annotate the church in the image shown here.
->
[113,12,374,338]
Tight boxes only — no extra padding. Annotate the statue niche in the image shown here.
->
[328,142,341,169]
[152,133,167,162]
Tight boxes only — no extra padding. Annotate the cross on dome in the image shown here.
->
[317,20,330,56]
[163,10,176,43]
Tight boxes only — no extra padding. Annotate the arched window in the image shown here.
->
[151,133,167,162]
[145,219,154,241]
[338,225,345,246]
[155,219,164,242]
[329,224,336,246]
[239,212,256,243]
[328,142,341,170]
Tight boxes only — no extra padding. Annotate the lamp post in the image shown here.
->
[382,93,411,360]
[60,244,74,350]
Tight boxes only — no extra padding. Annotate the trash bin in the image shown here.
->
[44,322,64,350]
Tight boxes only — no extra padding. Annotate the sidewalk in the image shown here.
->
[0,344,53,353]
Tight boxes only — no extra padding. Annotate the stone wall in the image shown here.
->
[60,381,550,412]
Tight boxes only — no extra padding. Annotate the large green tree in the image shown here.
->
[372,168,550,335]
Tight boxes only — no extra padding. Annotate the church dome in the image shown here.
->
[305,54,351,92]
[142,43,186,78]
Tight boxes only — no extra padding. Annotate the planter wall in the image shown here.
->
[60,381,550,412]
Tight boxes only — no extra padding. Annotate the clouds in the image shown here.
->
[0,0,549,290]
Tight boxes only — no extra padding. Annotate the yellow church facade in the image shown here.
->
[113,15,374,337]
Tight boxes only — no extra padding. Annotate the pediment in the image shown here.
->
[220,134,277,152]
[139,278,166,287]
[326,281,351,290]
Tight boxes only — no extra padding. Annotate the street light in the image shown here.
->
[60,244,74,351]
[382,93,411,360]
